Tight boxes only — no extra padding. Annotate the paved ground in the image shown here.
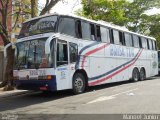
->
[0,77,160,119]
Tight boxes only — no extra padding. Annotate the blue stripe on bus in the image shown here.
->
[88,49,141,81]
[75,42,101,69]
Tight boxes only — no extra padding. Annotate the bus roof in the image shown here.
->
[24,13,156,41]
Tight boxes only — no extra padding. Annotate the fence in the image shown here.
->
[0,51,4,82]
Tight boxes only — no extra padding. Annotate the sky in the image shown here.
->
[145,8,160,15]
[39,0,82,14]
[39,0,160,15]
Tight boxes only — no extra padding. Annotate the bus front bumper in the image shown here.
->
[13,76,57,91]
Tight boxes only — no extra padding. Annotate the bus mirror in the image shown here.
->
[12,44,16,49]
[45,36,55,55]
[4,43,15,58]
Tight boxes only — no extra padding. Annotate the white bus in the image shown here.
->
[12,13,158,94]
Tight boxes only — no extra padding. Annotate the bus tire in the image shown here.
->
[72,73,86,94]
[139,68,146,81]
[132,68,139,82]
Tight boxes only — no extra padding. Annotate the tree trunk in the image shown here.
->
[0,46,15,90]
[31,0,38,18]
[40,0,60,15]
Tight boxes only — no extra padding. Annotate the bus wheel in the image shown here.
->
[132,68,139,82]
[72,73,86,94]
[139,68,146,81]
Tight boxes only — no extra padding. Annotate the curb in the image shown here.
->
[0,90,30,99]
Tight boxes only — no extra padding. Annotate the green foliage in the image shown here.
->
[79,0,160,49]
[81,0,129,26]
[149,15,160,49]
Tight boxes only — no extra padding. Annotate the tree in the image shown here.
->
[149,15,160,48]
[31,0,38,17]
[124,0,160,32]
[0,0,31,89]
[0,0,16,89]
[80,0,160,48]
[80,0,129,25]
[40,0,61,15]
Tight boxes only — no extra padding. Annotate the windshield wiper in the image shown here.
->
[33,46,39,69]
[17,60,24,70]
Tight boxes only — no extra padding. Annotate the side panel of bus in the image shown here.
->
[81,42,158,86]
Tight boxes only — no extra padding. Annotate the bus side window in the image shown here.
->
[119,31,125,45]
[139,37,142,48]
[152,40,156,50]
[96,25,101,41]
[69,43,78,63]
[155,41,158,50]
[154,41,157,50]
[149,39,153,50]
[57,40,68,67]
[81,21,90,40]
[90,23,96,40]
[147,39,150,49]
[75,20,82,38]
[141,37,148,49]
[112,29,120,44]
[133,35,140,48]
[124,33,133,47]
[110,29,114,43]
[100,27,110,43]
[58,17,76,37]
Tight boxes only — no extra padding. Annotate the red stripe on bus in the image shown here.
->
[81,43,110,69]
[89,49,143,86]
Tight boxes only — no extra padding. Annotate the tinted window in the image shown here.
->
[125,33,133,47]
[152,40,156,50]
[101,27,110,43]
[139,37,142,48]
[141,37,148,49]
[155,41,157,50]
[90,24,96,40]
[148,39,153,50]
[119,31,125,45]
[57,40,68,66]
[69,43,78,63]
[133,35,140,48]
[58,17,76,37]
[147,39,150,49]
[96,25,101,41]
[113,30,120,44]
[81,21,90,40]
[19,16,58,38]
[158,51,160,59]
[75,20,82,38]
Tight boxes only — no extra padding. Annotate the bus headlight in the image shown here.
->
[38,75,52,80]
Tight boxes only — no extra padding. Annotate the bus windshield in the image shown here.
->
[18,15,58,38]
[14,38,54,70]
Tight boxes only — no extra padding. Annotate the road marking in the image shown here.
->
[86,88,138,104]
[87,96,115,104]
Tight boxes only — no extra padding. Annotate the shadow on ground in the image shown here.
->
[0,77,158,112]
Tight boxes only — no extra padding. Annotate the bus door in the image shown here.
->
[56,40,70,90]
